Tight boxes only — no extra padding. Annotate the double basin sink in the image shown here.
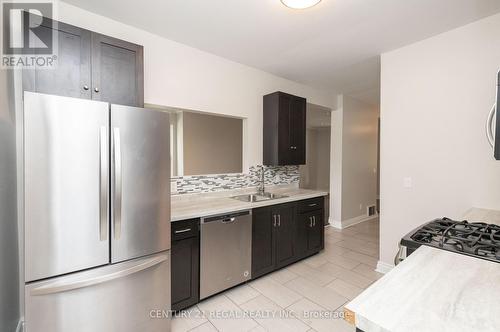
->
[231,192,288,203]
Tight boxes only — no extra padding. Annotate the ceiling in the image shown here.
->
[63,0,500,105]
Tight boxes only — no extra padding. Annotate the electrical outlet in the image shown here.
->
[403,177,413,188]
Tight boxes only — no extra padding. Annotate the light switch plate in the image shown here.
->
[403,177,413,188]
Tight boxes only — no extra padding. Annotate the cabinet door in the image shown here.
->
[171,236,199,311]
[295,213,310,261]
[252,207,276,279]
[275,205,296,268]
[308,211,324,254]
[91,33,144,107]
[23,14,91,99]
[289,96,306,165]
[278,93,292,165]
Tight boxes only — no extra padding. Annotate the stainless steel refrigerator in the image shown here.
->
[21,92,171,332]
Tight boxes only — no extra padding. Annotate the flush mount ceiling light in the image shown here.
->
[281,0,322,9]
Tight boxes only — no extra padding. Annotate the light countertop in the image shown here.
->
[345,246,500,332]
[171,185,328,221]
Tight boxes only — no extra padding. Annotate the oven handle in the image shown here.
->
[394,244,407,266]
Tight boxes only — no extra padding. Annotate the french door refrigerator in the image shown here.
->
[22,92,171,332]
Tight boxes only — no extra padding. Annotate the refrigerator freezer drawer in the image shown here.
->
[25,252,171,332]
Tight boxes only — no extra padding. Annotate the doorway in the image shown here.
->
[300,103,332,225]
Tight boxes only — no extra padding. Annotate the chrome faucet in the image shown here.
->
[257,165,265,195]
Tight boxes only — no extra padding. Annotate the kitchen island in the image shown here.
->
[345,245,500,332]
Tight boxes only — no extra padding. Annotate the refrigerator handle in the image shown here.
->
[486,103,496,148]
[113,128,122,240]
[30,255,168,296]
[99,127,108,241]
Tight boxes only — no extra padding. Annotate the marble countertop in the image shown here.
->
[171,185,328,221]
[345,246,500,332]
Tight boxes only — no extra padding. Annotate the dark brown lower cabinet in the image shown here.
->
[252,203,298,279]
[296,198,325,260]
[296,210,324,260]
[295,213,310,260]
[172,198,325,309]
[252,199,324,279]
[275,204,297,268]
[171,219,199,311]
[251,207,276,279]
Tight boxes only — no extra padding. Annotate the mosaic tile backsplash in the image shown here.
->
[172,165,300,195]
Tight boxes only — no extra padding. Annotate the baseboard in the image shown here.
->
[329,214,378,229]
[329,217,343,229]
[376,260,394,274]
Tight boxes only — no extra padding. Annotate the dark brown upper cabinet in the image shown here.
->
[91,33,144,107]
[22,14,144,107]
[22,15,92,100]
[263,91,306,166]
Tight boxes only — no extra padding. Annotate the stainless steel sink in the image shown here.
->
[231,192,288,202]
[261,192,288,200]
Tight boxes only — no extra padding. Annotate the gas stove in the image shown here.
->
[396,218,500,264]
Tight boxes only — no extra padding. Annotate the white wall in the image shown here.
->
[331,95,379,228]
[300,128,331,191]
[380,13,500,265]
[58,2,335,171]
[315,129,331,191]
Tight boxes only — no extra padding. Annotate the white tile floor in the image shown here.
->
[172,219,381,332]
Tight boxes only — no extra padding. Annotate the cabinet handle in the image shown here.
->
[309,217,313,227]
[83,85,89,91]
[174,228,192,234]
[278,214,281,227]
[308,203,317,207]
[94,87,100,93]
[313,216,316,226]
[273,215,277,227]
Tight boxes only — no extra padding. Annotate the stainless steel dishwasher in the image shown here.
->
[200,210,252,299]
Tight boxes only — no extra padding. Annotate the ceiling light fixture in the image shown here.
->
[281,0,321,9]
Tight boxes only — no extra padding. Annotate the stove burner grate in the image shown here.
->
[408,218,500,263]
